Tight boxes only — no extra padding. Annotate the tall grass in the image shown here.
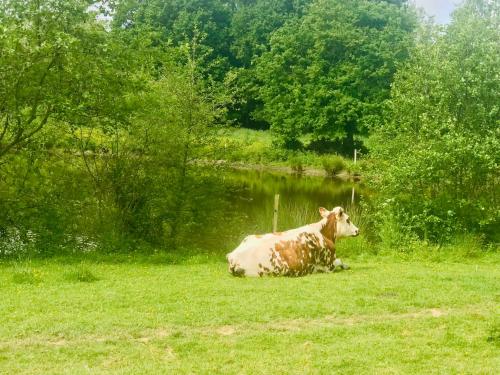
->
[289,155,305,174]
[279,201,320,230]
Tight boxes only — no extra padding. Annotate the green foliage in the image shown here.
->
[119,44,226,248]
[369,0,500,244]
[0,0,496,258]
[255,0,417,152]
[226,0,312,129]
[0,0,136,161]
[217,128,275,163]
[0,1,226,255]
[229,0,312,68]
[114,0,234,80]
[216,128,358,172]
[321,155,346,176]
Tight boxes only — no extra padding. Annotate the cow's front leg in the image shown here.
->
[333,258,350,271]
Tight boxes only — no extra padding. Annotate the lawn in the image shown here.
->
[0,256,499,374]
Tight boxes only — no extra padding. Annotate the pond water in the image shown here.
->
[194,169,364,252]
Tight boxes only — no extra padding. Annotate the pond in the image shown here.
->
[192,168,364,253]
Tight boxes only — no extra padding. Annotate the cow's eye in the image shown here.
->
[346,219,351,224]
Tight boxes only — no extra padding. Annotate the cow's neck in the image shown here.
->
[319,215,337,243]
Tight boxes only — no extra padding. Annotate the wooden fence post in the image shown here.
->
[273,194,280,233]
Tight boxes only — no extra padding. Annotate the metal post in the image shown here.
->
[351,187,355,204]
[354,149,357,164]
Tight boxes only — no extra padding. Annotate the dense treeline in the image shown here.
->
[114,0,416,152]
[0,0,498,256]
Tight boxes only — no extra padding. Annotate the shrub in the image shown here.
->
[368,2,499,244]
[0,227,38,258]
[321,155,346,176]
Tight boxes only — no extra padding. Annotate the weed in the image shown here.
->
[64,264,99,282]
[486,322,500,346]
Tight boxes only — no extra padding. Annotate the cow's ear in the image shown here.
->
[332,207,343,217]
[319,207,329,218]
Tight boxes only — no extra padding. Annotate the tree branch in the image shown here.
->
[0,105,52,159]
[0,115,9,144]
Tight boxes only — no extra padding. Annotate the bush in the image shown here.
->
[0,227,38,259]
[368,2,499,245]
[321,155,346,176]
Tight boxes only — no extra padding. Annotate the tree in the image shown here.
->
[106,40,227,247]
[0,0,144,252]
[254,0,417,152]
[226,0,312,129]
[0,0,134,162]
[113,0,234,81]
[369,0,500,243]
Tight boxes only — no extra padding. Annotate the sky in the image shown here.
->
[412,0,464,24]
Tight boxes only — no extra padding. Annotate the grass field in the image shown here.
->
[1,255,499,374]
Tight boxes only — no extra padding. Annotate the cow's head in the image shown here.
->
[319,206,359,239]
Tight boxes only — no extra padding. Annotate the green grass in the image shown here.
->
[0,255,499,374]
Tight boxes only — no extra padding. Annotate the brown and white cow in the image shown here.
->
[227,206,359,277]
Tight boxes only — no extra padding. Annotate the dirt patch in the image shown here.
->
[216,326,236,336]
[50,339,67,347]
[207,308,453,335]
[431,308,444,317]
[405,308,446,319]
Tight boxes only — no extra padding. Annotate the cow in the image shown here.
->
[226,206,359,277]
